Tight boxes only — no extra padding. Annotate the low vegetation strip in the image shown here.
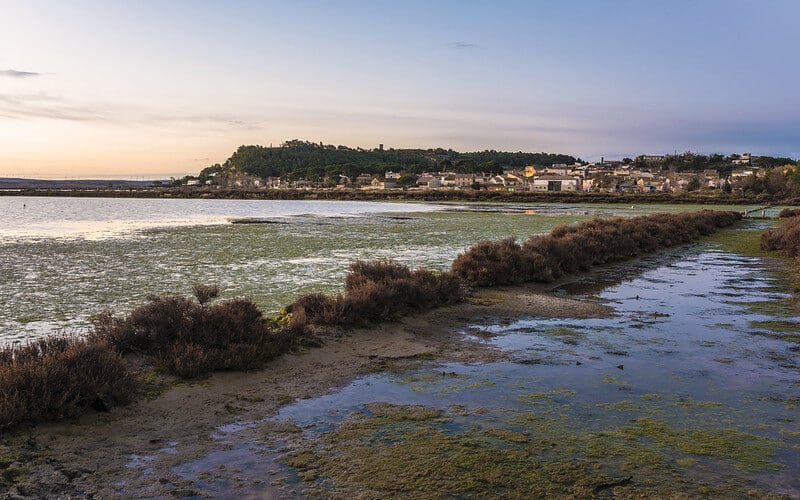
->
[0,210,742,430]
[288,261,464,328]
[451,210,742,287]
[761,214,800,259]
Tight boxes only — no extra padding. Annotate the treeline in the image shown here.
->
[0,210,742,430]
[641,151,796,175]
[201,140,578,181]
[732,168,800,198]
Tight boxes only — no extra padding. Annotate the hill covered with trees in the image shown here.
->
[199,140,579,182]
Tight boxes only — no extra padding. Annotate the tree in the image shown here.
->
[397,175,417,187]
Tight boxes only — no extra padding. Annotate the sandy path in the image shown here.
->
[1,287,612,498]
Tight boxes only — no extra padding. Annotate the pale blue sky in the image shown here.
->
[1,0,798,177]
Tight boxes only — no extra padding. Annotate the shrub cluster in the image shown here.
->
[761,215,800,259]
[778,208,800,218]
[0,336,136,430]
[289,260,464,327]
[92,293,298,379]
[452,210,742,286]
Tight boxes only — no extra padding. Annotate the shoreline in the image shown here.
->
[0,285,611,498]
[1,187,795,206]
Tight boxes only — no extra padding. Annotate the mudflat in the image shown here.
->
[0,286,610,498]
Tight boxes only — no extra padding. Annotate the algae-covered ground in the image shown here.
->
[269,221,800,497]
[281,402,784,498]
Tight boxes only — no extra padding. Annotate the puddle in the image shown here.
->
[172,444,288,498]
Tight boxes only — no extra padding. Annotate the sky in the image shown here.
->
[1,0,798,178]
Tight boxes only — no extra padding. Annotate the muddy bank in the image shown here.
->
[0,286,609,498]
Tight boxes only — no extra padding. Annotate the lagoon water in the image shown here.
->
[0,195,770,344]
[3,195,799,494]
[158,235,800,496]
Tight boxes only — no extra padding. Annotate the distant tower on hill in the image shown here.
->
[379,144,384,151]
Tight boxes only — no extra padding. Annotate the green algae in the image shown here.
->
[737,299,799,317]
[707,226,774,258]
[278,403,781,498]
[750,319,800,333]
[542,326,585,345]
[625,417,782,471]
[673,398,725,409]
[602,376,631,388]
[518,388,575,405]
[596,400,640,412]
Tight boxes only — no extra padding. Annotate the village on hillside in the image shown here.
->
[188,151,797,195]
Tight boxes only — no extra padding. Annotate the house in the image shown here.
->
[701,169,724,189]
[636,177,667,193]
[730,169,755,180]
[454,173,476,188]
[384,171,402,180]
[364,178,399,190]
[543,165,573,176]
[637,155,666,163]
[355,173,374,185]
[531,175,581,192]
[416,174,442,189]
[441,173,458,188]
[732,153,752,165]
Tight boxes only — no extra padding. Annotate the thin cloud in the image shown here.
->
[447,41,478,50]
[0,92,262,131]
[0,69,41,78]
[0,93,112,121]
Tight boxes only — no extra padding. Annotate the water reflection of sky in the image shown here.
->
[271,246,800,492]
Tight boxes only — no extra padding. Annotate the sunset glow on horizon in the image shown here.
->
[2,0,798,178]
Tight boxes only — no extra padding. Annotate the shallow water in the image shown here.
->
[3,196,778,344]
[267,240,800,494]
